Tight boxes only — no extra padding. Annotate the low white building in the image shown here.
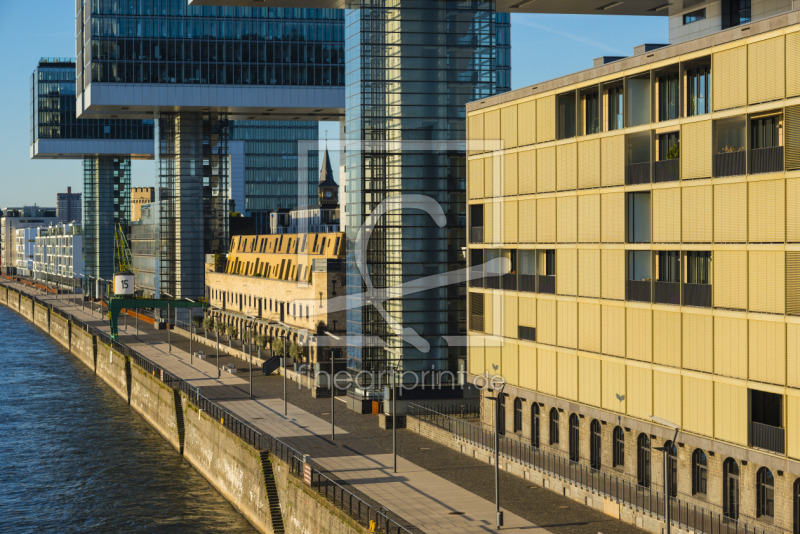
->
[14,223,83,290]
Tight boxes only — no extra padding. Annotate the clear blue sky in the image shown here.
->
[0,1,667,208]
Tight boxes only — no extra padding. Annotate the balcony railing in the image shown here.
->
[714,151,746,177]
[654,159,679,183]
[626,280,652,302]
[751,421,785,455]
[626,162,651,185]
[518,326,536,342]
[518,274,535,293]
[683,283,711,308]
[469,313,484,333]
[654,281,681,305]
[750,146,784,175]
[484,274,501,290]
[537,275,555,294]
[501,273,517,291]
[468,268,483,288]
[470,227,484,244]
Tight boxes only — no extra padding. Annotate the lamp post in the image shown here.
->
[383,346,403,474]
[283,333,288,416]
[324,332,341,441]
[487,380,507,529]
[163,292,174,353]
[650,415,680,534]
[187,299,198,366]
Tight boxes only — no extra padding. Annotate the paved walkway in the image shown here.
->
[9,284,541,534]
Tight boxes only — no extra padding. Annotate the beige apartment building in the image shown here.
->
[206,231,345,364]
[467,11,800,532]
[130,187,155,222]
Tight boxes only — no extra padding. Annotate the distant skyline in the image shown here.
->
[0,1,667,207]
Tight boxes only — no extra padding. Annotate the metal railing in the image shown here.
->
[518,274,535,293]
[750,422,785,455]
[626,280,652,302]
[683,283,712,308]
[626,162,651,185]
[407,403,783,534]
[470,227,484,244]
[714,151,746,177]
[654,159,680,182]
[750,146,784,175]
[537,275,555,294]
[654,281,681,305]
[4,283,417,534]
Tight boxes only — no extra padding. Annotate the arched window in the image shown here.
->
[637,433,651,488]
[496,393,506,436]
[513,398,523,433]
[590,420,602,470]
[793,478,800,534]
[613,426,625,467]
[569,414,580,462]
[549,408,559,445]
[723,458,739,520]
[531,403,540,449]
[664,440,678,498]
[757,467,775,518]
[692,449,708,495]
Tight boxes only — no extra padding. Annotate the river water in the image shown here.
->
[0,305,255,533]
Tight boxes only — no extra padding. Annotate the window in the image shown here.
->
[607,83,624,131]
[513,398,523,433]
[590,420,601,470]
[657,132,680,162]
[637,433,651,488]
[657,72,680,121]
[656,252,681,283]
[723,458,740,519]
[686,252,710,284]
[692,449,708,496]
[794,479,800,534]
[469,293,484,332]
[683,8,706,24]
[518,250,535,293]
[549,408,560,445]
[569,414,580,462]
[557,92,577,140]
[686,61,710,116]
[613,426,625,468]
[469,204,484,244]
[757,468,775,518]
[750,389,784,454]
[751,115,782,150]
[537,249,556,294]
[723,0,751,29]
[581,88,600,135]
[531,404,541,449]
[497,393,506,436]
[627,75,651,128]
[627,250,652,302]
[665,441,678,498]
[627,192,651,243]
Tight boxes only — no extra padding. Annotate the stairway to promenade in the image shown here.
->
[7,282,644,534]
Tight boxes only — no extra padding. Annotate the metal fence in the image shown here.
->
[407,403,784,534]
[8,283,417,534]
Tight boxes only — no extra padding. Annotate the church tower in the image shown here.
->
[318,147,339,208]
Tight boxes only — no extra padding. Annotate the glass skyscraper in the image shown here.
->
[343,1,510,376]
[74,1,345,297]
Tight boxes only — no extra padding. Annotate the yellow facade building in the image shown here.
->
[206,232,345,364]
[467,11,800,531]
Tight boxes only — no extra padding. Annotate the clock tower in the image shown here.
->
[318,147,339,208]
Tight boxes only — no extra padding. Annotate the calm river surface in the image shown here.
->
[0,305,255,533]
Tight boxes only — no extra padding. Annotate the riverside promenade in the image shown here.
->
[4,280,643,534]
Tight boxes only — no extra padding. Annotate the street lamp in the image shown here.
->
[283,332,288,415]
[487,380,507,529]
[324,332,341,441]
[186,298,198,366]
[650,415,680,534]
[163,291,174,353]
[383,346,403,474]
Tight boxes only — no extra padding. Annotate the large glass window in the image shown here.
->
[531,403,540,449]
[606,83,624,131]
[557,92,577,140]
[752,114,782,150]
[637,433,651,488]
[613,426,625,468]
[692,449,708,495]
[724,0,751,29]
[686,60,710,116]
[513,398,523,433]
[724,458,740,519]
[757,468,775,518]
[581,88,600,135]
[590,420,601,470]
[549,408,560,445]
[569,414,580,462]
[627,192,651,243]
[686,252,711,285]
[658,72,679,121]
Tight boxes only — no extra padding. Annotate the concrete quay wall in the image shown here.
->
[0,287,369,534]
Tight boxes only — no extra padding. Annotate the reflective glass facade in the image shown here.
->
[344,1,510,375]
[31,58,153,144]
[229,121,319,233]
[76,1,344,97]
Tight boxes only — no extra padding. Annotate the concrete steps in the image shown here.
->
[259,451,285,534]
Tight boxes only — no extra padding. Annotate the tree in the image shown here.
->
[226,325,237,341]
[273,337,285,357]
[202,317,214,339]
[289,342,305,361]
[192,315,204,328]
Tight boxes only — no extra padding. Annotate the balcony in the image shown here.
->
[469,268,483,288]
[484,275,500,290]
[518,326,536,342]
[625,162,651,185]
[751,421,785,454]
[469,313,484,333]
[683,283,711,308]
[626,280,651,302]
[714,151,746,177]
[750,146,784,175]
[654,159,679,183]
[470,227,484,244]
[518,274,535,293]
[654,281,681,305]
[537,275,555,294]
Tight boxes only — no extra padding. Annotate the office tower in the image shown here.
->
[75,2,344,297]
[56,187,82,224]
[467,8,800,532]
